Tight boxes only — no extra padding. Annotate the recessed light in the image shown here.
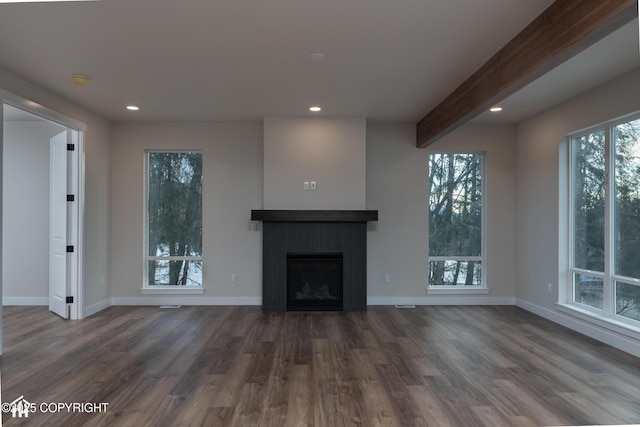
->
[490,107,503,112]
[309,106,322,112]
[309,53,325,60]
[126,105,140,111]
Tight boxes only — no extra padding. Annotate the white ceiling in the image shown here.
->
[0,0,638,124]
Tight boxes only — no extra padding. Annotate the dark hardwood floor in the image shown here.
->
[1,305,639,426]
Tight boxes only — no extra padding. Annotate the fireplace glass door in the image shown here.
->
[287,253,343,311]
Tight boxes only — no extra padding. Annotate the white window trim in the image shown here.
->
[427,287,489,295]
[142,150,204,294]
[562,111,640,329]
[427,152,487,294]
[140,287,205,295]
[556,303,640,341]
[147,256,203,261]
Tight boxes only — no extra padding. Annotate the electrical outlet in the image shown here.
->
[304,182,310,191]
[232,273,237,283]
[547,283,552,294]
[384,274,390,283]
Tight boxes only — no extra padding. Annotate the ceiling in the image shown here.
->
[0,0,638,124]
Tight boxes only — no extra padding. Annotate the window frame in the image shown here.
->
[564,112,640,329]
[142,150,204,294]
[427,151,487,294]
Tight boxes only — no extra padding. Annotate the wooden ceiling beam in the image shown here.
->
[416,0,638,148]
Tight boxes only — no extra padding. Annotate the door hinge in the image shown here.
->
[66,296,74,304]
[66,245,74,253]
[67,194,75,202]
[67,143,75,151]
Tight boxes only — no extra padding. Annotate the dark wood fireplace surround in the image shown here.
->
[251,210,378,312]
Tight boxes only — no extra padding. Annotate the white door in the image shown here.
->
[49,131,69,319]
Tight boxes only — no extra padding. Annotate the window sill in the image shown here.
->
[427,286,489,295]
[140,287,205,295]
[556,303,640,341]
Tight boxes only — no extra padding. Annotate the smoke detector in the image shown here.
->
[71,74,89,87]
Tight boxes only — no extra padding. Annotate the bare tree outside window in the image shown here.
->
[147,152,203,287]
[570,117,640,322]
[571,131,606,309]
[613,119,640,320]
[428,153,483,287]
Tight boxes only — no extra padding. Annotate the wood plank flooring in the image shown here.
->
[1,305,639,426]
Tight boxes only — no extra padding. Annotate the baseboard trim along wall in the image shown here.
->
[110,296,263,306]
[2,297,48,305]
[516,298,640,358]
[367,296,516,305]
[0,296,522,308]
[83,299,111,318]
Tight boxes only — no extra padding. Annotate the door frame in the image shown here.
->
[1,90,86,331]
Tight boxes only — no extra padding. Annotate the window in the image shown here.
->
[569,115,640,324]
[428,153,485,289]
[145,151,203,288]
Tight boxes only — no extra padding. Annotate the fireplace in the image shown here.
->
[251,210,378,312]
[287,253,343,311]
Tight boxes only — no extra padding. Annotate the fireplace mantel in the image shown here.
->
[251,209,378,223]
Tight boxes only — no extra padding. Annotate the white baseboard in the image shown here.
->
[367,296,516,305]
[2,297,48,306]
[516,298,640,358]
[92,296,515,308]
[83,299,111,317]
[110,296,262,306]
[26,294,517,309]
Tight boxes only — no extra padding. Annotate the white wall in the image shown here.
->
[366,122,517,304]
[516,67,640,356]
[110,122,263,303]
[365,123,429,302]
[2,121,64,303]
[0,66,112,317]
[110,120,518,306]
[263,117,366,210]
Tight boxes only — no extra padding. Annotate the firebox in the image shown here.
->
[287,253,343,311]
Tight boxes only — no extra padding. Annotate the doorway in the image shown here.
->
[2,101,84,326]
